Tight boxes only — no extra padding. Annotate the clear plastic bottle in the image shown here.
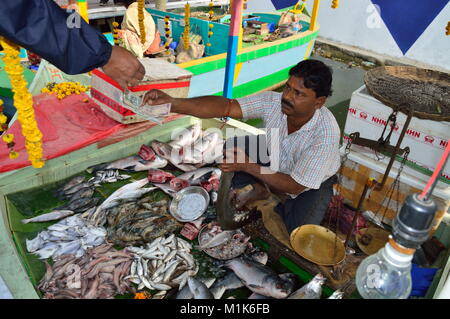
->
[355,241,413,299]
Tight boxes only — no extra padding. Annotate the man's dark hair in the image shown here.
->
[289,59,333,98]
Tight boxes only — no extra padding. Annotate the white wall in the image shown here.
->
[306,0,450,71]
[246,0,450,71]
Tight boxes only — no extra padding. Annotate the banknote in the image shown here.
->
[122,90,171,124]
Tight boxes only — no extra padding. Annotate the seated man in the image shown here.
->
[143,59,341,234]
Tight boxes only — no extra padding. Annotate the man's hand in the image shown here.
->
[142,89,174,106]
[102,46,145,89]
[219,147,258,173]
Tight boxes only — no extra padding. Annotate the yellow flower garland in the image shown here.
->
[112,21,120,46]
[164,15,171,55]
[137,0,146,45]
[207,1,214,47]
[0,37,44,168]
[183,3,191,50]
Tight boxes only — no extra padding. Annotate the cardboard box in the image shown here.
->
[338,147,450,234]
[344,85,450,187]
[91,58,192,124]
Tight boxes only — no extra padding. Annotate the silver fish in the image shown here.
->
[68,187,95,202]
[249,293,273,299]
[177,167,222,186]
[59,176,86,193]
[21,210,75,224]
[176,277,216,299]
[198,230,234,250]
[169,124,202,148]
[288,273,326,299]
[86,155,168,173]
[187,277,214,299]
[225,256,293,299]
[26,236,44,252]
[151,141,197,172]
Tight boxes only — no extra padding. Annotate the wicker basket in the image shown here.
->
[364,66,450,122]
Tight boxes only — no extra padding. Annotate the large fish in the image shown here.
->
[169,124,202,148]
[224,256,293,299]
[177,167,222,186]
[21,210,76,224]
[288,273,326,299]
[86,155,168,173]
[210,251,269,299]
[187,277,214,299]
[151,141,197,172]
[90,178,157,226]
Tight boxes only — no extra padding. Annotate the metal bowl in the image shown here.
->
[169,186,210,222]
[290,224,346,266]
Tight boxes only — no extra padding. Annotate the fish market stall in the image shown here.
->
[0,114,347,299]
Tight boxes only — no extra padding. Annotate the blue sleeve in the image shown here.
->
[0,0,112,74]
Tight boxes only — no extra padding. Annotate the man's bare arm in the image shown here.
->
[142,89,243,119]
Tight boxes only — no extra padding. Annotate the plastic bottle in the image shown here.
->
[355,241,413,299]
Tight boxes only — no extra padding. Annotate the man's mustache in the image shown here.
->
[281,98,294,109]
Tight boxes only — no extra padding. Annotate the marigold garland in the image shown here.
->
[112,21,120,45]
[137,0,146,45]
[331,0,339,9]
[207,1,214,47]
[183,3,191,50]
[0,37,44,168]
[41,81,90,100]
[164,15,171,55]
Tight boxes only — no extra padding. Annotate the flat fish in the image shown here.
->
[21,210,76,224]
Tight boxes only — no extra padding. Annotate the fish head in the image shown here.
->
[268,277,295,299]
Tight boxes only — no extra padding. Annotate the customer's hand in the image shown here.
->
[102,46,145,89]
[142,89,174,106]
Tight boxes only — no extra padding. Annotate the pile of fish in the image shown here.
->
[198,223,251,260]
[26,215,106,259]
[86,152,168,174]
[105,198,181,246]
[39,244,135,299]
[86,178,158,226]
[88,169,131,186]
[125,234,198,293]
[151,124,224,173]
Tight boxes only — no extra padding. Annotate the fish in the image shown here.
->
[198,230,234,250]
[67,187,95,202]
[151,141,198,172]
[153,183,177,197]
[147,169,175,184]
[177,167,222,186]
[288,273,326,299]
[59,197,100,213]
[328,289,344,299]
[86,155,168,173]
[225,256,293,299]
[58,182,93,199]
[138,144,156,161]
[169,124,202,148]
[187,277,214,299]
[169,178,190,192]
[21,210,75,224]
[249,293,273,299]
[209,251,269,299]
[176,277,216,299]
[90,178,156,225]
[58,176,86,193]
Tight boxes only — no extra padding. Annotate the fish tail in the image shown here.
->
[21,219,30,224]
